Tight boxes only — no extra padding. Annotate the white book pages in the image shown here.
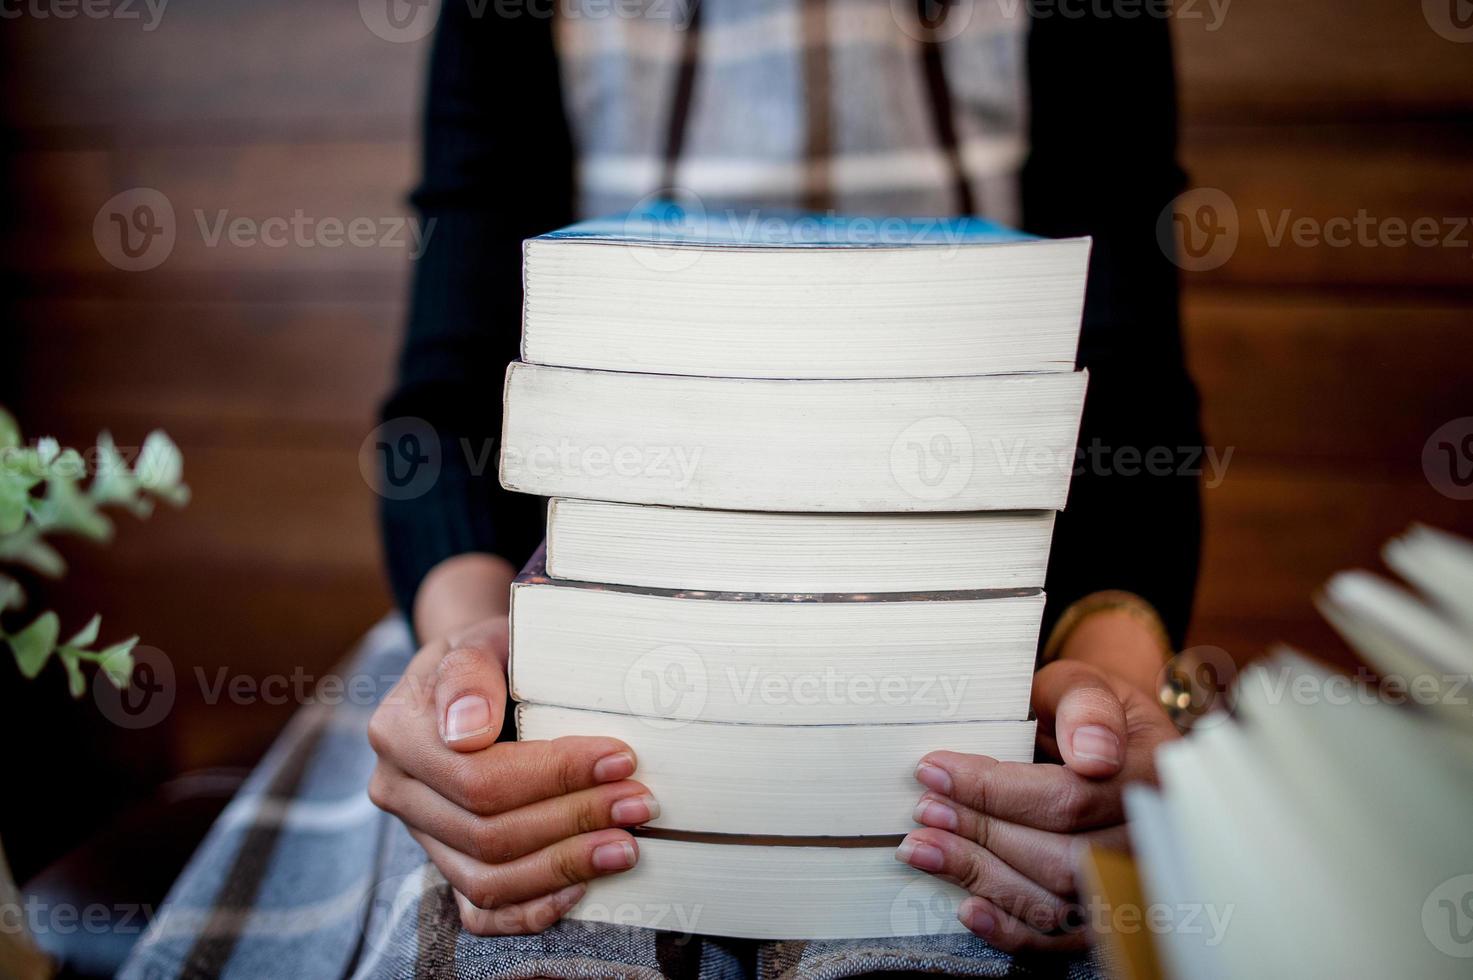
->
[545,498,1056,594]
[517,704,1036,836]
[522,235,1091,379]
[510,578,1043,725]
[573,837,969,940]
[499,363,1087,512]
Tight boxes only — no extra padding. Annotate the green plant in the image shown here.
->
[0,407,189,696]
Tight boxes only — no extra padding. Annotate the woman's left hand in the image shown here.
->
[897,658,1180,952]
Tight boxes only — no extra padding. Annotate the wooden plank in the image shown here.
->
[0,0,424,138]
[1175,0,1473,123]
[1191,461,1473,639]
[12,298,401,442]
[1184,289,1473,465]
[29,442,388,575]
[3,141,420,288]
[1176,124,1473,289]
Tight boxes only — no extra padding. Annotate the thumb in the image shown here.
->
[434,637,510,752]
[1032,660,1128,779]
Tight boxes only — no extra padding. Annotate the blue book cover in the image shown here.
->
[536,200,1036,249]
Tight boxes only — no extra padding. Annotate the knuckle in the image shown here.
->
[956,848,991,894]
[549,845,587,888]
[465,873,501,911]
[436,646,487,686]
[471,822,516,866]
[552,746,584,798]
[366,768,396,813]
[452,757,507,815]
[1056,779,1094,828]
[366,707,392,757]
[971,812,991,850]
[573,794,606,836]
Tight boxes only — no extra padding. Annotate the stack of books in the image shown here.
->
[498,205,1092,940]
[1085,525,1473,980]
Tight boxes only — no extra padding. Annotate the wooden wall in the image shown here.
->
[1171,0,1473,662]
[1,0,1470,868]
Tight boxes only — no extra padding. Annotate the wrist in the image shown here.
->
[1044,592,1172,699]
[413,552,518,645]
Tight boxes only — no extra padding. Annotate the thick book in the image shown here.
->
[509,553,1044,725]
[573,836,969,940]
[545,498,1056,594]
[500,362,1087,512]
[1122,527,1473,980]
[521,206,1091,380]
[517,703,1036,836]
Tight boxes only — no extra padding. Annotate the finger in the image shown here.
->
[957,896,1089,954]
[1032,660,1129,778]
[373,766,658,865]
[452,884,585,937]
[913,793,1130,897]
[896,830,1068,932]
[434,644,510,751]
[915,752,1123,832]
[381,730,637,816]
[409,826,638,911]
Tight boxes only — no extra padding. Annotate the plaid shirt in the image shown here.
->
[554,0,1028,223]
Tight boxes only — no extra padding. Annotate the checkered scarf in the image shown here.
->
[119,619,1101,979]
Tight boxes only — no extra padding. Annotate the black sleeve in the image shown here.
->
[1022,3,1204,648]
[378,3,576,620]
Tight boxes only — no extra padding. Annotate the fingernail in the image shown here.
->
[611,795,660,826]
[915,762,953,795]
[443,695,492,743]
[593,752,635,783]
[1072,725,1121,766]
[913,798,958,832]
[552,883,585,909]
[895,836,945,873]
[959,897,997,936]
[592,840,637,871]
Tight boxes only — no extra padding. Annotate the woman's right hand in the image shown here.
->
[367,557,658,936]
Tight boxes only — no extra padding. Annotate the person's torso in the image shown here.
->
[554,0,1029,222]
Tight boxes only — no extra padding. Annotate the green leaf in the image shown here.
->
[9,610,59,678]
[89,431,143,512]
[36,437,59,468]
[0,407,19,450]
[66,613,102,649]
[0,573,24,611]
[58,650,85,698]
[97,636,139,689]
[30,471,112,539]
[31,473,113,542]
[135,430,190,507]
[0,528,66,578]
[0,456,43,536]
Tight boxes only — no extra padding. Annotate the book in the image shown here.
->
[545,498,1056,594]
[1119,526,1473,980]
[516,703,1036,836]
[521,205,1092,380]
[499,362,1088,512]
[572,836,969,940]
[509,553,1044,726]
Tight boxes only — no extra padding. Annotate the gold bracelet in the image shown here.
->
[1041,590,1173,667]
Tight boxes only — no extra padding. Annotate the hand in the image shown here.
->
[897,654,1179,953]
[367,558,659,936]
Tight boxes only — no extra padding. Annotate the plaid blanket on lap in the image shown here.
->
[120,619,1100,980]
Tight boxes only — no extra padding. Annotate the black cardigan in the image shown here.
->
[378,0,1203,650]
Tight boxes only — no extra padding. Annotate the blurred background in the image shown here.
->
[1,0,1470,889]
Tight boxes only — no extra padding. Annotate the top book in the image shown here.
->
[521,202,1092,380]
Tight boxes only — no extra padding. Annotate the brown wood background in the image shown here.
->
[1,0,1470,872]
